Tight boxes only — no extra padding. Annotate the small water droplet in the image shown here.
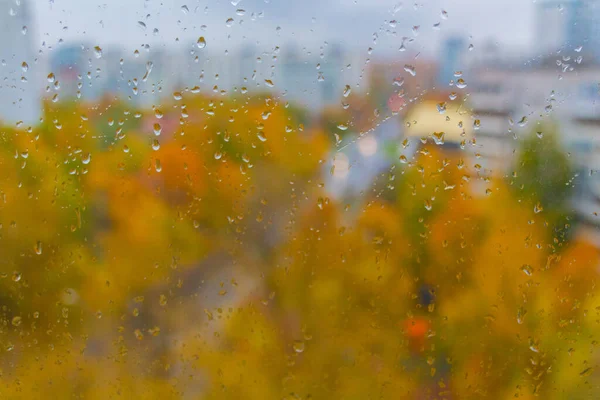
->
[424,200,432,211]
[343,85,352,97]
[93,46,103,59]
[293,340,305,353]
[153,123,162,136]
[34,241,42,255]
[517,307,527,324]
[11,316,21,327]
[518,116,528,127]
[197,36,206,49]
[21,62,28,72]
[520,264,533,276]
[432,131,445,145]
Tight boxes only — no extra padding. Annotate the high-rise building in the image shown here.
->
[0,0,40,125]
[536,0,597,54]
[280,44,345,112]
[437,36,466,88]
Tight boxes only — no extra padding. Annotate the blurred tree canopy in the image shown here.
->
[511,124,575,244]
[0,96,597,400]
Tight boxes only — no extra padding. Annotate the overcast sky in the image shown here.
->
[26,0,537,56]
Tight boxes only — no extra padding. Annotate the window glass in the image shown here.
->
[0,0,598,398]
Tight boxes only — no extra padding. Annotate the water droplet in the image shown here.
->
[181,5,189,13]
[93,46,103,59]
[137,21,146,29]
[155,159,162,172]
[456,78,467,89]
[473,119,481,130]
[153,123,162,136]
[441,9,448,19]
[436,102,446,114]
[518,116,528,127]
[197,36,206,49]
[337,124,348,131]
[82,153,91,165]
[529,339,540,353]
[520,264,533,276]
[11,316,21,327]
[432,132,445,145]
[152,139,160,151]
[47,73,55,83]
[173,91,183,100]
[404,64,416,76]
[264,79,274,88]
[517,307,527,324]
[34,241,42,255]
[257,132,267,142]
[424,200,432,211]
[293,340,305,353]
[534,202,543,214]
[343,85,352,97]
[21,62,28,72]
[12,272,21,282]
[225,17,234,27]
[393,77,404,87]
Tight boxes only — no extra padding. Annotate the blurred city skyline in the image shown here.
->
[28,0,539,54]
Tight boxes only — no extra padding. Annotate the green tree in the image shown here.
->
[511,123,575,244]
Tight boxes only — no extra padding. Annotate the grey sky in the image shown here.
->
[30,0,536,55]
